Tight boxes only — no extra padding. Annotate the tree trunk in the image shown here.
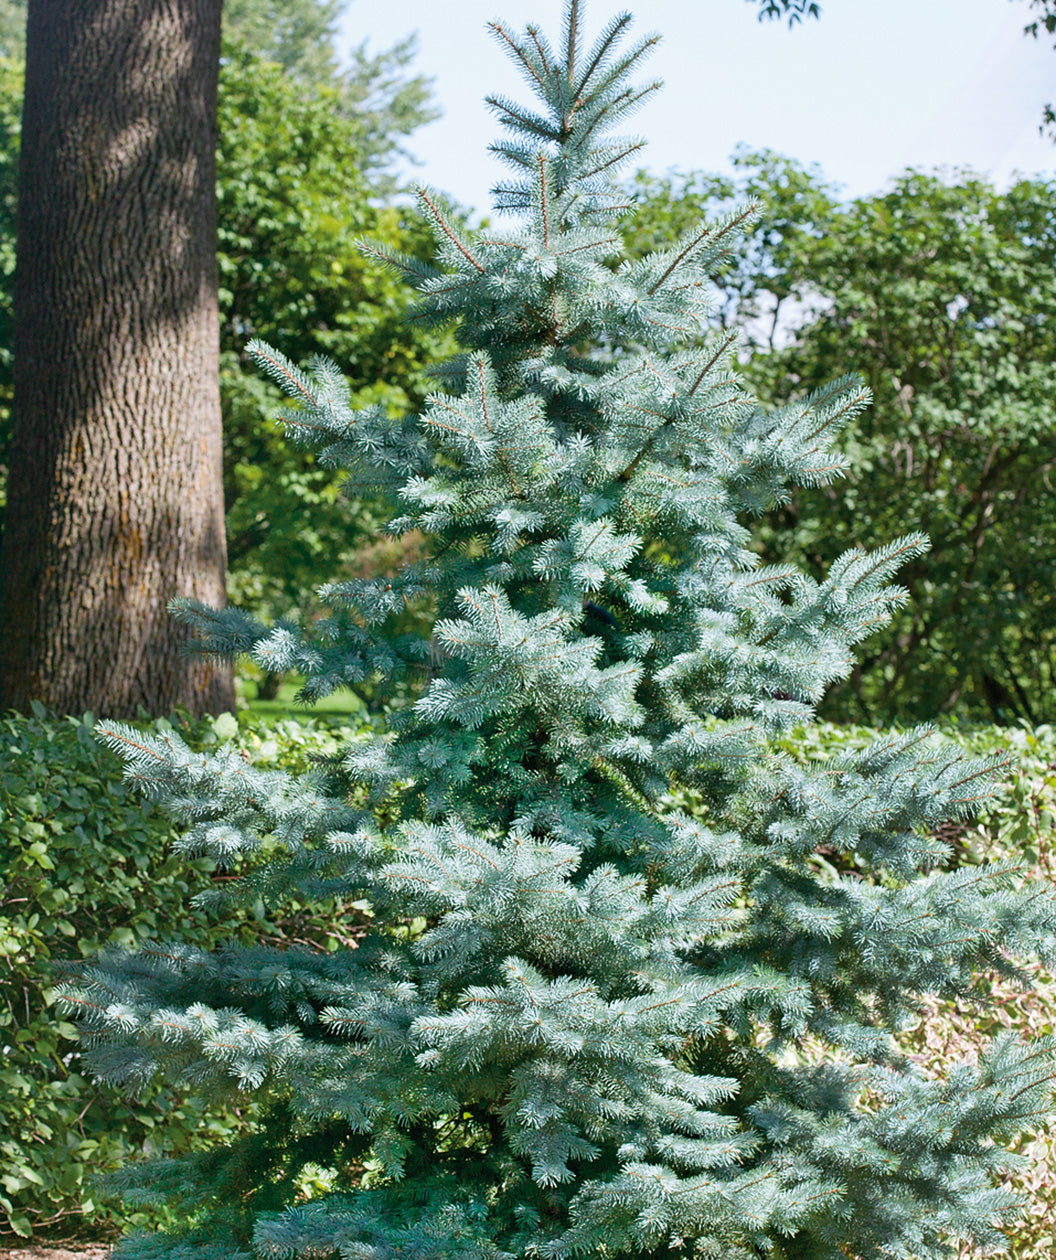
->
[0,0,234,717]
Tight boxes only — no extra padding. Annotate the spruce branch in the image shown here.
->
[356,238,443,285]
[417,189,486,273]
[525,24,560,80]
[573,12,635,99]
[647,204,759,297]
[577,138,650,181]
[487,20,547,88]
[565,0,582,79]
[574,83,658,149]
[484,94,562,141]
[688,331,741,396]
[538,154,552,247]
[245,340,320,407]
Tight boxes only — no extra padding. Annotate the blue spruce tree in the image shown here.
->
[65,5,1056,1257]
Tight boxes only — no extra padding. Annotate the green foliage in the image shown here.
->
[63,6,1056,1258]
[0,707,223,1238]
[1022,2,1056,145]
[766,171,1056,724]
[338,34,439,182]
[0,0,439,166]
[0,0,21,60]
[0,705,368,1239]
[223,0,347,88]
[223,0,438,178]
[747,0,820,26]
[216,44,451,619]
[626,157,1056,725]
[751,0,1052,39]
[1024,0,1056,43]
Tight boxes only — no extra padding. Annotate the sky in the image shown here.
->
[337,0,1056,217]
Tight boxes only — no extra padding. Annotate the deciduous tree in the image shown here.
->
[627,156,1056,724]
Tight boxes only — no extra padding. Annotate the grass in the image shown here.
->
[239,673,365,718]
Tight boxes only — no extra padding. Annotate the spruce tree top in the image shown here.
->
[68,5,1056,1259]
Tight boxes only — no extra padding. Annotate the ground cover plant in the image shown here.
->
[0,707,367,1239]
[60,5,1056,1258]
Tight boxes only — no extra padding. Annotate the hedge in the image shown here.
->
[0,705,367,1239]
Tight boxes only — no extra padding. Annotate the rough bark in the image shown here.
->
[0,0,234,717]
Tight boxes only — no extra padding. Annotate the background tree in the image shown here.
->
[216,44,451,628]
[222,0,438,183]
[626,155,1056,724]
[0,0,232,719]
[764,171,1056,724]
[1023,0,1056,132]
[223,0,346,83]
[0,0,439,159]
[0,0,22,58]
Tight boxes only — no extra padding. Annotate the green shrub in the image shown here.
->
[0,704,367,1239]
[775,720,1056,868]
[779,721,1056,1259]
